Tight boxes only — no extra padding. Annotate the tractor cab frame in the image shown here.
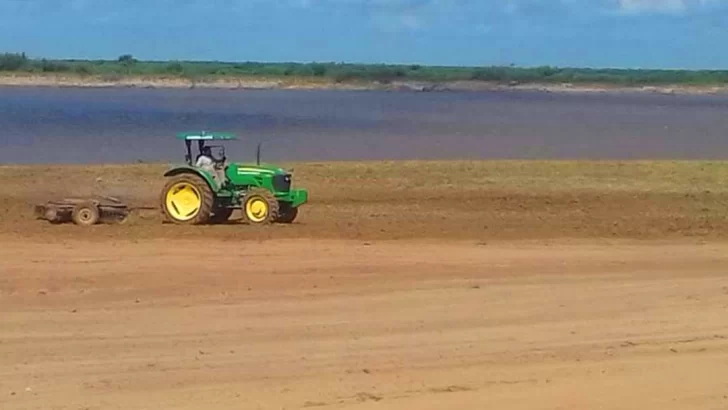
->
[179,131,234,167]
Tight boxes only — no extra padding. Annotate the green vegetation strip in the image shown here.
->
[3,52,728,86]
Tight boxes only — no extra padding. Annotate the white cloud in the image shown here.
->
[616,0,725,13]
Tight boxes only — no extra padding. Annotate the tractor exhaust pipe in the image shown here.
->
[256,142,261,165]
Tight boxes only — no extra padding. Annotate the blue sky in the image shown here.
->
[1,0,727,69]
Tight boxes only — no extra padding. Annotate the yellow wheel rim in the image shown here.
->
[165,182,202,221]
[245,197,269,222]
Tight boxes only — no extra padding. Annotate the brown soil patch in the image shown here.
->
[2,161,728,408]
[1,238,727,409]
[1,160,727,242]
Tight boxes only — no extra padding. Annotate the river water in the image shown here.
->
[1,87,727,164]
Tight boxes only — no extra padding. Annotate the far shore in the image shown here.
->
[2,73,728,95]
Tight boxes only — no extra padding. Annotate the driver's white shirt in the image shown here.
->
[195,155,214,169]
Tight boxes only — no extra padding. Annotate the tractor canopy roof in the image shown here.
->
[176,131,238,141]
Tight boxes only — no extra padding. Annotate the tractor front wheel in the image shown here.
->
[242,188,279,225]
[161,174,214,225]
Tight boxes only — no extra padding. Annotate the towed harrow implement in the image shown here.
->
[34,196,132,226]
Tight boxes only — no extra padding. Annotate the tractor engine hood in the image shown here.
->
[232,163,288,176]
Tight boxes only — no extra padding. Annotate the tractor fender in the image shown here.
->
[163,166,219,192]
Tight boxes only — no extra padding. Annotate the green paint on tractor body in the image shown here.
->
[160,131,308,225]
[225,163,309,207]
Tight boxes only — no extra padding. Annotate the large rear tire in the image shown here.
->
[161,174,214,225]
[242,188,279,225]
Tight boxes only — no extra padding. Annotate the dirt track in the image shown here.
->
[3,161,728,241]
[2,161,728,409]
[2,237,728,410]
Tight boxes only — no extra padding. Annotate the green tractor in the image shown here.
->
[160,131,308,225]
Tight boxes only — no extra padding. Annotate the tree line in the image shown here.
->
[2,52,728,85]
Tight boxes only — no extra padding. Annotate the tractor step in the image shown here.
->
[35,196,130,226]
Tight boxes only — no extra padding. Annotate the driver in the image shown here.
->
[196,146,215,170]
[196,146,224,185]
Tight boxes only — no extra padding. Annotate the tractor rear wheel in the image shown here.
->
[276,205,298,224]
[161,174,214,225]
[242,188,279,225]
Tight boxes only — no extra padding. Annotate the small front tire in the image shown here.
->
[242,188,279,225]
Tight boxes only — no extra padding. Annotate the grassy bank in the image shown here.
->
[2,160,727,241]
[4,52,728,91]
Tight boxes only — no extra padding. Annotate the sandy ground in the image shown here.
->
[2,236,728,410]
[3,161,728,242]
[2,161,728,409]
